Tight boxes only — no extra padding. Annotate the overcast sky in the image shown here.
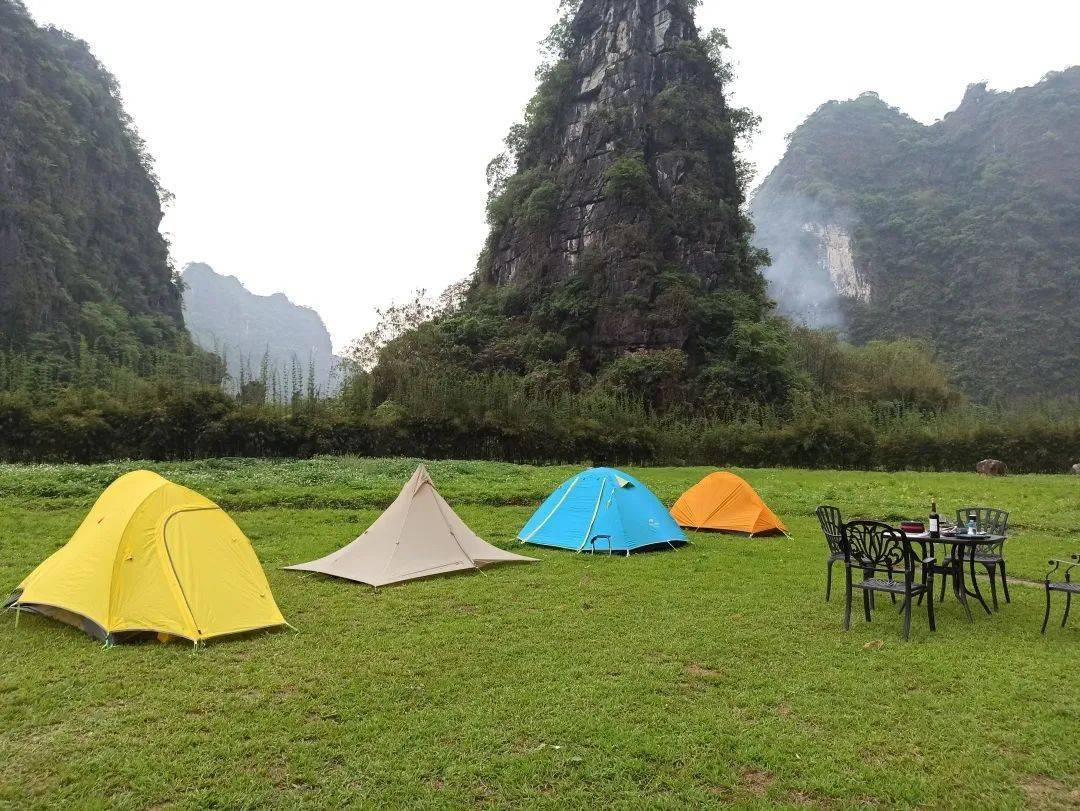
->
[21,0,1080,351]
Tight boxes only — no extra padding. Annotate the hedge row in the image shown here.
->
[2,395,1077,473]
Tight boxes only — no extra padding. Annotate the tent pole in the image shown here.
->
[14,606,20,630]
[577,481,607,553]
[522,476,581,545]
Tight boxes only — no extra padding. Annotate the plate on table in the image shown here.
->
[943,531,991,541]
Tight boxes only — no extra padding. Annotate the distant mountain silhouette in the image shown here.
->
[181,262,341,394]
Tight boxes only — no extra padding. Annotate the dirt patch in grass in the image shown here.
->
[787,788,835,807]
[1020,775,1080,809]
[708,769,775,801]
[680,662,724,696]
[740,769,774,796]
[685,662,723,679]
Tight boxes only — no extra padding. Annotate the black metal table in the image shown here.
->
[911,533,1003,622]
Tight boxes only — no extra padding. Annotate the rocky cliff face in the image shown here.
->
[752,71,1080,398]
[0,0,183,352]
[181,263,339,393]
[372,0,788,410]
[478,0,764,354]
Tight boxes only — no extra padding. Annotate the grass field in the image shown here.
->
[0,458,1077,808]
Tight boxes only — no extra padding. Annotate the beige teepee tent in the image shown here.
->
[285,465,537,587]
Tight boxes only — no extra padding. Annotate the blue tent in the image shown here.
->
[519,468,688,554]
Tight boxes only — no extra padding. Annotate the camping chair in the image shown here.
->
[1043,554,1079,634]
[938,508,1010,610]
[841,521,936,641]
[816,506,845,602]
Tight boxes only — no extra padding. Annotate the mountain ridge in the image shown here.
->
[752,67,1080,398]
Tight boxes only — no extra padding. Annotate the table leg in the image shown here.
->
[966,545,992,616]
[952,547,973,624]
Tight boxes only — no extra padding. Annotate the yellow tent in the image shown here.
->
[670,472,788,536]
[6,471,286,644]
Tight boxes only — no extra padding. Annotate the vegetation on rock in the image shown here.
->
[0,0,217,389]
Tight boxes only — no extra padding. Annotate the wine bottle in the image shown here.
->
[929,498,940,539]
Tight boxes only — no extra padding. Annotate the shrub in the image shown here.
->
[521,181,562,229]
[603,153,653,205]
[600,349,688,408]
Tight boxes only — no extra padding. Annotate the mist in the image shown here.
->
[751,192,860,332]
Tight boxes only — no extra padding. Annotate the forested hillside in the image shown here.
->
[0,0,210,390]
[752,68,1080,399]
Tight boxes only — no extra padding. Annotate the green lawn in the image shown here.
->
[0,458,1077,808]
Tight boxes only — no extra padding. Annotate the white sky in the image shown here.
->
[21,0,1080,352]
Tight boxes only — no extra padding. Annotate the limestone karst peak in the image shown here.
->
[374,0,790,410]
[477,0,762,354]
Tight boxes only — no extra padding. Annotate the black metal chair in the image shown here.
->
[1043,554,1079,634]
[816,506,844,602]
[841,521,936,641]
[940,507,1010,609]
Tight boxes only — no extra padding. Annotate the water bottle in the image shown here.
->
[967,513,977,536]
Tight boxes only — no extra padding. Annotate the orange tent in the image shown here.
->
[670,472,787,536]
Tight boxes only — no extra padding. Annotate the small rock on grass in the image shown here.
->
[977,459,1008,476]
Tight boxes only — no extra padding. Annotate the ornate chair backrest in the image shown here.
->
[816,506,844,556]
[842,521,913,575]
[956,507,1009,555]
